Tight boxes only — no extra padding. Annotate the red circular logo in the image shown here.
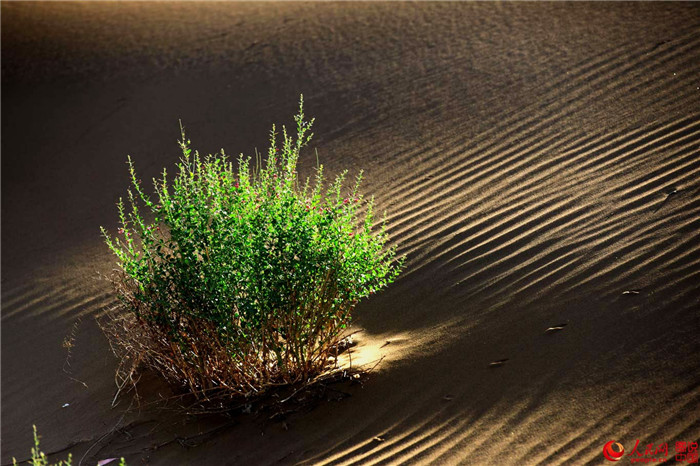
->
[603,441,625,461]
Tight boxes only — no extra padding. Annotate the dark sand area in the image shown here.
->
[2,2,699,464]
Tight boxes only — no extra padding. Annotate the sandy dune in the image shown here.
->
[2,2,699,464]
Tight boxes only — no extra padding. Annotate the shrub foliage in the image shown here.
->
[101,97,403,402]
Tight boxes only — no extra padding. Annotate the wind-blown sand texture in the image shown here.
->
[2,2,699,464]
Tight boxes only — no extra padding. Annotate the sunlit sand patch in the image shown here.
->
[336,318,475,372]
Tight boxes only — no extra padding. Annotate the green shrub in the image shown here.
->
[100,97,403,402]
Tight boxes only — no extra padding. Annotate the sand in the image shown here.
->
[2,2,699,464]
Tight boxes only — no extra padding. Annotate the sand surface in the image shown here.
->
[2,2,700,464]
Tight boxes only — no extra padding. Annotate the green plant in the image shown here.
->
[12,425,71,466]
[12,425,126,466]
[100,96,404,403]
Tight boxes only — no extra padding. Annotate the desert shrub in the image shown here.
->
[100,97,403,403]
